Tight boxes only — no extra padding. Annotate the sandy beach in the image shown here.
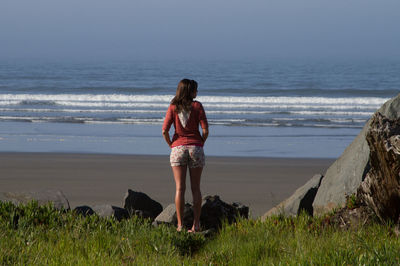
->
[0,152,333,217]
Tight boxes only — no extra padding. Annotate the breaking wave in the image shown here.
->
[0,93,389,128]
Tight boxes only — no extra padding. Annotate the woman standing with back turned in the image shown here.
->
[162,79,209,232]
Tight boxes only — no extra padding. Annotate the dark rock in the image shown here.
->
[74,205,94,216]
[200,195,249,230]
[262,174,323,219]
[123,190,163,220]
[153,196,249,230]
[313,93,400,215]
[232,202,249,219]
[133,209,154,219]
[92,204,129,221]
[357,112,400,222]
[0,189,70,210]
[178,203,195,229]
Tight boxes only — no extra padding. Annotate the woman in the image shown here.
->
[162,79,209,232]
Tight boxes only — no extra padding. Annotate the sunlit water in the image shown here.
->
[0,58,398,158]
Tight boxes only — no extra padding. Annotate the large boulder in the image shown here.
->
[123,190,163,221]
[92,204,129,221]
[313,93,400,215]
[261,174,323,219]
[0,189,70,210]
[357,113,400,222]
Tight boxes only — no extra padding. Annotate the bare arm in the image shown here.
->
[162,130,172,148]
[202,128,209,144]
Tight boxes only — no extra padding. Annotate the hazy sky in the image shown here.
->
[1,0,399,60]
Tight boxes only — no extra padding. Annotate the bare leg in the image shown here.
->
[189,167,203,231]
[172,165,187,231]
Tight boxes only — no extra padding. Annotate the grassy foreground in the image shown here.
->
[1,201,399,265]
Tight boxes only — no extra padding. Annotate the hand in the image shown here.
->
[202,128,209,144]
[162,130,173,148]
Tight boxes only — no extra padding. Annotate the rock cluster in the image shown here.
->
[313,93,400,215]
[263,93,400,219]
[154,195,249,231]
[0,189,249,230]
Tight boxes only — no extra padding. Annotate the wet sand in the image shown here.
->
[0,152,334,217]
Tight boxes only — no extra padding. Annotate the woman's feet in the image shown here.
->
[177,225,201,233]
[188,225,201,233]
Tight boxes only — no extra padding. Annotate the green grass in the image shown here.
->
[1,201,400,265]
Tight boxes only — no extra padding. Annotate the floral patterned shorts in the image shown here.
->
[170,145,205,168]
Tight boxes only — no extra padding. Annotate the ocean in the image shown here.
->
[0,58,398,158]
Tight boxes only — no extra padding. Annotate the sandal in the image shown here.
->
[176,225,183,232]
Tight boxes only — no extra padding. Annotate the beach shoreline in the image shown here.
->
[0,152,334,218]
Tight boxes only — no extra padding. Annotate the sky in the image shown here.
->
[1,0,399,61]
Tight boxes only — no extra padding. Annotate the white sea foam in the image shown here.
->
[0,108,163,114]
[204,103,379,110]
[0,94,388,113]
[0,107,374,118]
[0,93,387,128]
[290,110,372,116]
[0,114,364,125]
[0,93,389,105]
[55,101,169,108]
[0,94,172,103]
